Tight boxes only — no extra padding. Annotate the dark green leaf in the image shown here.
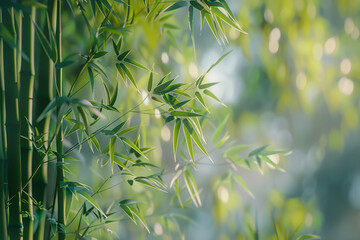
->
[173,119,181,162]
[170,111,203,118]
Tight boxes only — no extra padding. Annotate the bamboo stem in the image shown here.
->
[20,7,36,240]
[55,0,66,239]
[4,7,23,240]
[0,8,8,240]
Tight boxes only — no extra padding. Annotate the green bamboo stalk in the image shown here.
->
[33,1,57,238]
[55,1,66,239]
[0,8,9,240]
[3,7,23,240]
[20,7,36,240]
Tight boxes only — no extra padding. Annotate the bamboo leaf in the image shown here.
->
[128,206,150,233]
[170,111,203,118]
[211,8,245,33]
[172,100,191,110]
[93,51,108,58]
[119,205,136,223]
[296,235,320,240]
[87,67,95,95]
[33,19,56,62]
[248,144,270,157]
[173,119,181,161]
[109,83,118,107]
[224,145,250,157]
[233,175,254,198]
[212,114,229,143]
[147,71,153,92]
[118,63,137,88]
[116,126,138,136]
[163,1,187,13]
[183,119,212,162]
[183,123,194,163]
[199,82,219,89]
[195,91,208,111]
[190,1,204,11]
[78,192,106,217]
[120,137,148,160]
[203,89,225,106]
[153,78,174,94]
[109,136,116,172]
[112,38,120,56]
[117,50,131,61]
[102,120,127,135]
[124,58,149,70]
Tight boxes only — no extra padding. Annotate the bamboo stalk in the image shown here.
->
[0,8,9,240]
[33,1,57,238]
[4,7,23,240]
[20,7,36,240]
[55,1,66,239]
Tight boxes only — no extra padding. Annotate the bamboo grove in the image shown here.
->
[0,0,296,239]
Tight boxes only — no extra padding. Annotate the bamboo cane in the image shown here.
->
[0,8,9,240]
[20,7,36,240]
[55,1,66,239]
[4,7,23,240]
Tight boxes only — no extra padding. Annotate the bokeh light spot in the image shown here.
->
[324,37,336,55]
[161,52,169,64]
[340,58,351,75]
[338,77,354,95]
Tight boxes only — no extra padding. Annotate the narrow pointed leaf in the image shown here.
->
[79,192,106,217]
[173,119,181,161]
[183,123,194,163]
[203,89,225,106]
[233,175,254,198]
[171,111,202,118]
[124,58,149,70]
[109,136,116,172]
[120,137,148,160]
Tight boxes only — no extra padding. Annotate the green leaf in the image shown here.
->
[203,89,225,106]
[93,51,108,58]
[102,120,127,135]
[212,114,229,143]
[233,175,254,198]
[55,60,74,69]
[119,199,142,205]
[117,50,131,61]
[183,119,211,162]
[112,38,120,56]
[153,78,174,94]
[37,96,70,122]
[147,71,153,92]
[163,1,187,13]
[184,169,201,207]
[173,119,181,162]
[78,192,106,217]
[119,205,136,223]
[124,58,149,71]
[211,8,244,33]
[183,123,194,163]
[296,235,320,240]
[128,206,150,233]
[0,23,15,47]
[248,144,270,157]
[87,67,95,95]
[195,91,208,112]
[172,100,191,109]
[135,178,167,192]
[116,126,138,136]
[109,83,118,107]
[261,155,285,172]
[199,82,219,89]
[190,1,204,11]
[109,136,116,172]
[118,63,137,88]
[120,137,148,160]
[224,145,250,157]
[170,111,203,118]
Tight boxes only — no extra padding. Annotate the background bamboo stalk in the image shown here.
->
[20,7,36,240]
[55,1,66,239]
[4,7,23,240]
[0,8,9,240]
[33,2,57,238]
